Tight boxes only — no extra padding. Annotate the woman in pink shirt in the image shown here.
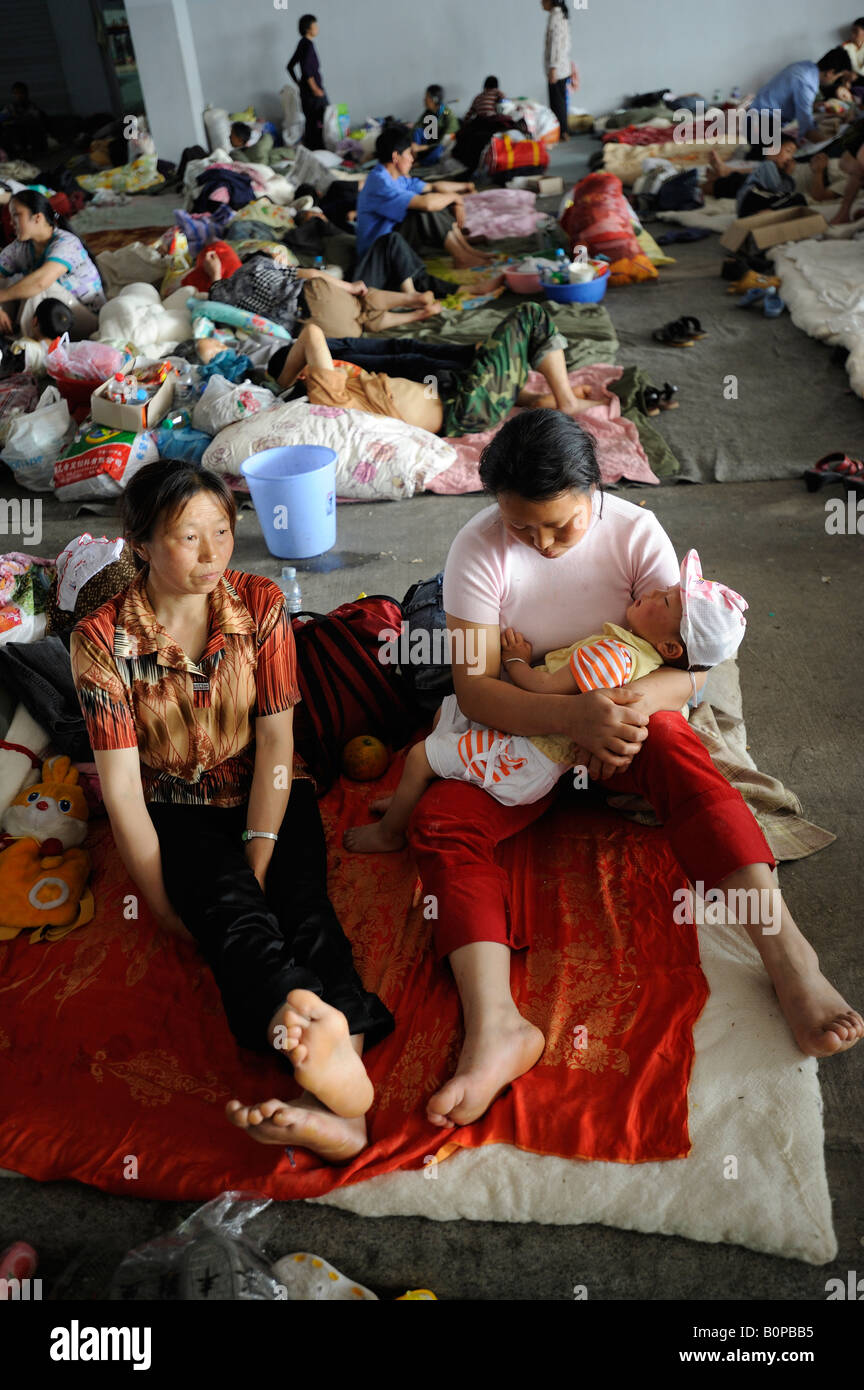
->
[407,411,862,1129]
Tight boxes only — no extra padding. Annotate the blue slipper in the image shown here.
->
[763,288,786,318]
[736,286,767,307]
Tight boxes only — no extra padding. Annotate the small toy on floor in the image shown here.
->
[0,754,94,941]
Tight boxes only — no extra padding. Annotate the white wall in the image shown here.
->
[127,0,206,160]
[184,0,854,132]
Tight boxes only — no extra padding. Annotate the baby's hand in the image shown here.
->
[501,627,533,666]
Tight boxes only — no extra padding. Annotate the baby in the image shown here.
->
[344,549,747,853]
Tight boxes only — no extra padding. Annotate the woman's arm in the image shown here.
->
[627,665,706,714]
[93,747,185,931]
[0,257,65,304]
[432,179,475,194]
[450,616,650,774]
[243,708,295,889]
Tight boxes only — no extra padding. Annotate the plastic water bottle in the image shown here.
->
[314,255,324,271]
[730,85,741,103]
[174,364,198,408]
[279,566,303,614]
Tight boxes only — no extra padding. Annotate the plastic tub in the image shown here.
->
[543,265,610,304]
[241,445,336,559]
[505,268,542,294]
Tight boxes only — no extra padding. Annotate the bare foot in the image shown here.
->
[368,795,393,814]
[707,149,730,177]
[426,1007,545,1127]
[225,1094,366,1163]
[561,396,597,416]
[343,820,406,853]
[463,273,504,295]
[416,301,442,319]
[516,389,556,410]
[450,247,496,270]
[770,958,863,1058]
[267,989,374,1116]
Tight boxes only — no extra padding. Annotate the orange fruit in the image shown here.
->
[341,735,390,781]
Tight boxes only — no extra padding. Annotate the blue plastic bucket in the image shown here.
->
[241,445,336,559]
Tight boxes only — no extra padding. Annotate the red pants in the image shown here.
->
[407,711,775,959]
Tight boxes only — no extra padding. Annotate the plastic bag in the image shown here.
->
[191,374,278,436]
[0,372,40,446]
[110,1192,284,1301]
[1,384,73,490]
[46,333,126,384]
[53,422,159,501]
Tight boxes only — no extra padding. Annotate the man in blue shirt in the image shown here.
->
[750,47,850,145]
[356,125,490,269]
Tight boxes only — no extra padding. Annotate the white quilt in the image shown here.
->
[313,908,835,1265]
[770,237,864,397]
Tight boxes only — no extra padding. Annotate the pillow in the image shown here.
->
[202,398,457,500]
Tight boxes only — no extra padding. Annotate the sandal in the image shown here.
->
[638,385,662,416]
[677,315,707,339]
[659,381,679,410]
[652,319,695,347]
[803,453,864,492]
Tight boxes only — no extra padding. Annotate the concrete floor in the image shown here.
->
[1,137,862,1302]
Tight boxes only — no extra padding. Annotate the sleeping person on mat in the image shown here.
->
[344,545,747,849]
[270,303,601,436]
[70,459,394,1163]
[362,411,861,1131]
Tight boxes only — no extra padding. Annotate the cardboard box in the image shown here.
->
[509,174,565,195]
[720,206,828,253]
[91,374,174,432]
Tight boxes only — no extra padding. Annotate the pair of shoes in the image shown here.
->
[803,453,864,491]
[652,316,707,347]
[639,382,679,415]
[736,285,786,316]
[726,271,781,295]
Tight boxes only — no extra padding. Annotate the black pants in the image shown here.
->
[301,87,327,151]
[324,335,475,381]
[353,230,456,297]
[547,78,569,134]
[398,207,457,255]
[738,188,806,218]
[149,781,393,1055]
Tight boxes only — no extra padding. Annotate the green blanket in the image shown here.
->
[372,292,619,370]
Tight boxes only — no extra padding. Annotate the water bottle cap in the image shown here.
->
[282,566,296,579]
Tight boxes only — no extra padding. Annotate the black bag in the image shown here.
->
[398,572,454,713]
[654,169,703,212]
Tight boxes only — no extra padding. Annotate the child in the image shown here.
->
[344,549,747,852]
[411,85,458,164]
[704,139,808,215]
[464,75,506,122]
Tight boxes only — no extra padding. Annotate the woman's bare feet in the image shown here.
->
[225,1094,366,1163]
[415,301,442,319]
[461,272,505,296]
[267,989,374,1116]
[343,819,406,853]
[768,951,863,1057]
[426,1006,545,1127]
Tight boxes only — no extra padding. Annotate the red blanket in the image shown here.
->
[0,762,707,1200]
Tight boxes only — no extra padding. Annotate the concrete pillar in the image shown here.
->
[126,0,205,163]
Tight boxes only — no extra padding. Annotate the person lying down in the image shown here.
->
[270,305,600,436]
[344,543,747,852]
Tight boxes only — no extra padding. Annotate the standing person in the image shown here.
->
[542,0,571,142]
[70,460,394,1161]
[287,13,327,151]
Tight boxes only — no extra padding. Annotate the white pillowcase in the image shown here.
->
[202,398,456,500]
